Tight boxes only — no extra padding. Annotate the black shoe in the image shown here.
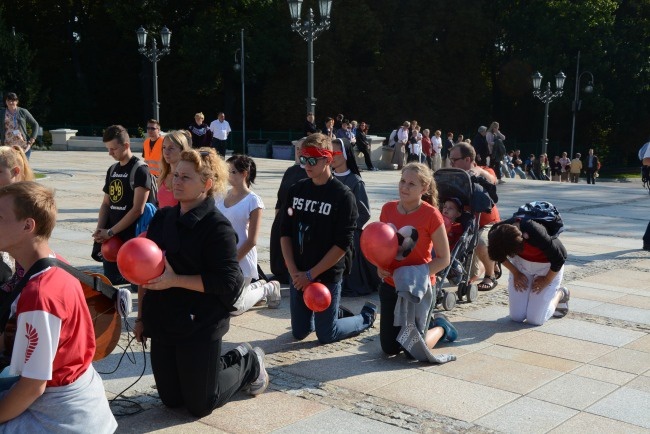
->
[360,301,378,327]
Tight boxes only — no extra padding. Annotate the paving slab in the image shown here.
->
[498,331,616,363]
[590,348,650,375]
[273,407,411,433]
[569,364,637,386]
[549,412,650,434]
[475,396,578,433]
[587,387,650,429]
[527,373,619,410]
[538,318,646,347]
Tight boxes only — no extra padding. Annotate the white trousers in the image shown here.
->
[231,277,270,316]
[508,256,564,326]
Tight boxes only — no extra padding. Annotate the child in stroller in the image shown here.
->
[433,168,494,310]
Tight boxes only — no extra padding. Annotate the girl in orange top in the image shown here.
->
[377,163,457,356]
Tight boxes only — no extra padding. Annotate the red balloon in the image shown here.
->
[101,237,124,262]
[360,222,398,269]
[117,238,165,285]
[303,282,331,312]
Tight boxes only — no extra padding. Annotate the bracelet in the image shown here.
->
[306,270,314,282]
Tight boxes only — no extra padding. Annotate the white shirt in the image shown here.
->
[431,136,442,154]
[215,192,264,279]
[397,128,409,144]
[209,119,231,141]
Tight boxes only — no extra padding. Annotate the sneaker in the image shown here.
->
[234,342,254,358]
[554,287,570,318]
[360,301,378,327]
[266,280,282,309]
[498,179,506,184]
[249,347,269,396]
[433,313,458,342]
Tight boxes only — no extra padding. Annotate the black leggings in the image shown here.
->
[150,337,258,417]
[357,144,375,170]
[378,282,403,355]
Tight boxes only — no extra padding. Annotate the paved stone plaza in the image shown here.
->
[31,151,650,433]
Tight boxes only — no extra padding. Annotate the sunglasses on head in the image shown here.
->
[299,155,326,166]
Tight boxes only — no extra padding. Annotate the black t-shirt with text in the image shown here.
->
[280,177,358,283]
[102,156,152,240]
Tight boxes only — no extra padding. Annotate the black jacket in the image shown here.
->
[142,198,244,343]
[492,218,567,272]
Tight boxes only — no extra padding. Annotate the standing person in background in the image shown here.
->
[355,121,377,171]
[391,121,410,170]
[157,130,191,208]
[569,153,582,183]
[217,155,282,313]
[142,119,163,177]
[270,139,307,283]
[209,112,231,158]
[431,130,443,171]
[421,129,433,169]
[585,148,600,185]
[323,117,335,139]
[331,138,379,296]
[642,143,650,251]
[280,133,376,344]
[486,122,506,162]
[473,126,489,165]
[0,93,39,160]
[550,155,562,181]
[304,112,317,137]
[188,113,213,149]
[559,152,571,182]
[441,132,454,167]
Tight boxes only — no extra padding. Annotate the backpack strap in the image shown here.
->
[0,258,57,333]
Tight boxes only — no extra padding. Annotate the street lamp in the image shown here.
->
[136,25,172,122]
[287,0,333,116]
[532,70,566,156]
[570,51,594,159]
[234,29,246,154]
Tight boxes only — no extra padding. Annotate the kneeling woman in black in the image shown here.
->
[134,148,268,417]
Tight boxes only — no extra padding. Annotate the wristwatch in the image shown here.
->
[107,228,114,237]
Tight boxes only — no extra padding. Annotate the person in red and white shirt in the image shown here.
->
[0,182,116,433]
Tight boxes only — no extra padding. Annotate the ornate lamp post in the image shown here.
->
[136,26,172,122]
[532,70,566,156]
[234,29,246,154]
[570,51,594,159]
[287,0,332,116]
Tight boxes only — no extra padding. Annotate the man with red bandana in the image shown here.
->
[280,133,377,344]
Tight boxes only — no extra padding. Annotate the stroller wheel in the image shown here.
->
[466,284,479,302]
[442,291,457,311]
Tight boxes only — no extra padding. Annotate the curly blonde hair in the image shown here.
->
[178,147,228,197]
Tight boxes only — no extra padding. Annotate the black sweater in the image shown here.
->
[280,177,358,283]
[492,217,567,272]
[142,198,243,343]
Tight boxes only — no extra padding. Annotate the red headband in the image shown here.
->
[302,146,333,162]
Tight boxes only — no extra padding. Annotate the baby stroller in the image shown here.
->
[433,168,495,311]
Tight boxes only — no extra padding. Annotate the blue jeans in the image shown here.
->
[290,281,368,344]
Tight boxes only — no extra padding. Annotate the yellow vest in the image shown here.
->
[143,137,163,177]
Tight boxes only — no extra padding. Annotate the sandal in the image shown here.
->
[494,263,502,280]
[553,287,570,318]
[477,276,498,291]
